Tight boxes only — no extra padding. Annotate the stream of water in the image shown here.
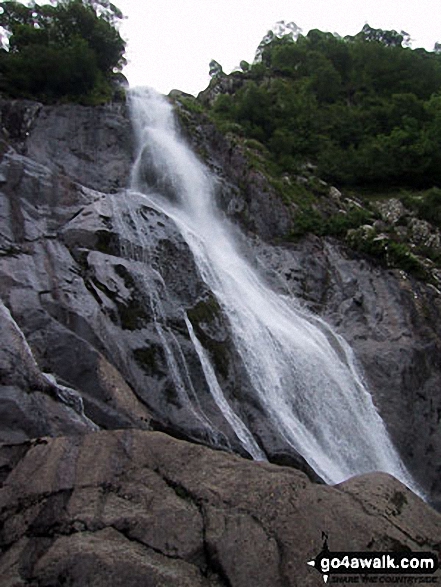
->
[126,86,417,490]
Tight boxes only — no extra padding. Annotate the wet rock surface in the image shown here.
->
[0,430,440,587]
[178,102,441,506]
[251,235,441,508]
[0,99,323,477]
[0,94,441,582]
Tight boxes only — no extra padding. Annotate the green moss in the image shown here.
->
[187,296,230,379]
[173,96,206,134]
[387,242,428,278]
[116,299,149,331]
[215,121,245,136]
[243,138,267,152]
[415,244,441,264]
[204,340,230,380]
[290,207,324,238]
[187,295,221,325]
[177,96,205,114]
[347,228,430,280]
[289,205,374,240]
[163,382,181,406]
[401,187,441,230]
[327,208,375,236]
[134,345,166,376]
[173,484,192,500]
[134,347,156,373]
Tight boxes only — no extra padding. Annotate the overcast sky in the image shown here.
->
[116,0,439,96]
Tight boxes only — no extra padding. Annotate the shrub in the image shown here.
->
[0,0,126,103]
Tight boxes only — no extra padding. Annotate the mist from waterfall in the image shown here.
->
[126,86,418,491]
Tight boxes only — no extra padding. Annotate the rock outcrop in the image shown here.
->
[0,98,329,479]
[0,92,441,537]
[0,430,440,587]
[176,106,441,508]
[252,235,441,508]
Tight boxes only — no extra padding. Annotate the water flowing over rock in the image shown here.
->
[127,88,416,491]
[0,89,441,584]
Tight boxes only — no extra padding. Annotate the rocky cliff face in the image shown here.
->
[0,97,440,584]
[0,97,317,474]
[178,104,441,507]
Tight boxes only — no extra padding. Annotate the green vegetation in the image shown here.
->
[187,295,221,325]
[134,345,166,377]
[208,24,441,190]
[189,24,441,282]
[0,0,126,103]
[401,187,441,229]
[347,227,429,280]
[187,296,230,379]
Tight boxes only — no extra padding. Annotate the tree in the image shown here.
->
[254,21,301,64]
[351,24,405,47]
[208,22,441,189]
[0,0,126,103]
[209,59,224,79]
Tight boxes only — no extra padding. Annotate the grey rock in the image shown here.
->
[0,99,133,193]
[0,430,439,587]
[374,198,407,225]
[1,96,441,510]
[251,235,441,507]
[0,298,94,442]
[0,115,319,476]
[409,217,441,250]
[329,185,342,201]
[198,72,247,107]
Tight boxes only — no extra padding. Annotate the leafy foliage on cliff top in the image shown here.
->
[172,26,441,283]
[0,0,126,104]
[205,24,441,191]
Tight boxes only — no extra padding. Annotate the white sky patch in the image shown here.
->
[9,0,441,96]
[116,0,440,95]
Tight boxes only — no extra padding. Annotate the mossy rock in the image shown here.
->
[187,295,221,325]
[187,295,230,379]
[116,297,150,331]
[390,490,408,516]
[134,344,167,377]
[84,263,151,331]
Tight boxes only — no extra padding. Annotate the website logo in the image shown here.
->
[307,533,439,584]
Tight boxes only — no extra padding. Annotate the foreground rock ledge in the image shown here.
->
[0,430,440,587]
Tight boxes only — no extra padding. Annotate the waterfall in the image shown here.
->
[126,87,418,491]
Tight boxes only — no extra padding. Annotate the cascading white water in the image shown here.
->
[127,86,418,490]
[108,190,231,449]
